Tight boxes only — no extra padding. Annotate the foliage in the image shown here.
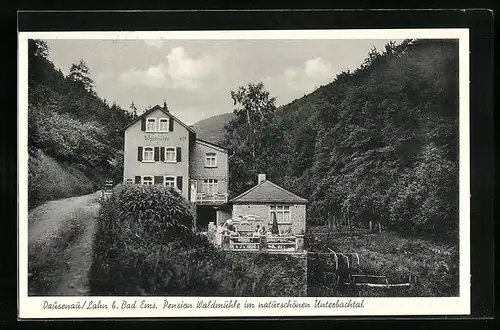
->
[28,149,94,209]
[222,39,459,243]
[28,39,134,205]
[306,226,459,297]
[67,60,95,94]
[223,82,281,195]
[89,184,306,296]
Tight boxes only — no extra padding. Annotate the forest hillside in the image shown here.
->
[28,40,133,208]
[222,39,459,243]
[192,112,236,144]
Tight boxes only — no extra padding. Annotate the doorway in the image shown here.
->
[196,205,216,231]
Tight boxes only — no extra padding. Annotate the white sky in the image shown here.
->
[44,38,399,125]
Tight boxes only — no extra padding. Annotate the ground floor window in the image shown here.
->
[125,178,133,184]
[164,176,176,188]
[270,205,291,223]
[202,179,218,194]
[142,176,154,185]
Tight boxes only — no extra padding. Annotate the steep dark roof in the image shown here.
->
[230,180,307,204]
[120,105,196,134]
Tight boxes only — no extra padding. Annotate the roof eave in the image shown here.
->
[119,105,196,134]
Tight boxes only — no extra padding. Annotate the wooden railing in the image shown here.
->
[220,234,304,253]
[196,192,228,204]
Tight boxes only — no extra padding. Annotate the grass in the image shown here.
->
[305,226,459,297]
[28,209,91,296]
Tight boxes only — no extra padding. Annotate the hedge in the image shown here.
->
[89,184,306,296]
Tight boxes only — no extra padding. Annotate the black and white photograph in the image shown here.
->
[18,28,470,318]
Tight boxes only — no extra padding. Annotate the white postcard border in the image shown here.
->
[18,28,470,318]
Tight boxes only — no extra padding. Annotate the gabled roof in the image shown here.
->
[120,105,196,134]
[196,138,228,153]
[230,180,308,204]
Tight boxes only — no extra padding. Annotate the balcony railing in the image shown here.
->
[195,192,228,204]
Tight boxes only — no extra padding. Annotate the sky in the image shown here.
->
[44,38,400,125]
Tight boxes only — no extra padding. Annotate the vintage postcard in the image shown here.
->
[18,28,470,318]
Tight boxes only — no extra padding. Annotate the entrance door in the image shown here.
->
[189,180,197,203]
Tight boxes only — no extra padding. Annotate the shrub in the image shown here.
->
[90,184,306,296]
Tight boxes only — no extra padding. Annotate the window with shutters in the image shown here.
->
[165,147,176,162]
[142,176,154,185]
[143,147,154,162]
[146,118,156,132]
[269,205,291,224]
[205,152,217,167]
[164,176,176,188]
[202,179,218,194]
[158,118,169,132]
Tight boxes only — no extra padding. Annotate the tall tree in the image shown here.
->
[130,101,138,119]
[67,60,95,94]
[223,82,278,195]
[230,82,277,160]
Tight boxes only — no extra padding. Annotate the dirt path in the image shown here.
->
[28,191,101,296]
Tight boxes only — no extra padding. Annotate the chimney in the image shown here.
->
[258,174,266,184]
[163,100,169,112]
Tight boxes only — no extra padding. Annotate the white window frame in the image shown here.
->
[141,175,154,185]
[158,118,170,132]
[164,176,176,189]
[269,205,291,224]
[164,147,177,163]
[146,118,157,132]
[125,178,133,184]
[205,152,217,168]
[202,179,218,195]
[142,146,155,163]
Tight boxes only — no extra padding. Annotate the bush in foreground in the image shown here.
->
[89,184,306,296]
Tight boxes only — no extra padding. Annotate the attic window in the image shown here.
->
[146,118,156,132]
[205,152,217,167]
[158,118,169,132]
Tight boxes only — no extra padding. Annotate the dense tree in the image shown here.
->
[223,39,459,243]
[66,60,95,94]
[223,82,280,195]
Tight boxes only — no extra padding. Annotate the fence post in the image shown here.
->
[259,235,267,251]
[222,234,229,250]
